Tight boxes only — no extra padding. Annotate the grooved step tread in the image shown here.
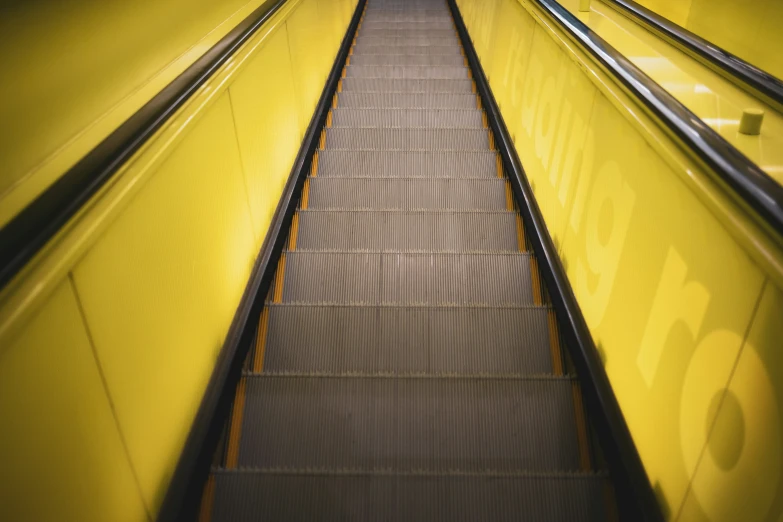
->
[352,45,463,56]
[350,54,466,66]
[331,108,483,128]
[209,471,610,522]
[346,65,469,80]
[257,304,554,374]
[324,128,489,150]
[315,150,498,178]
[306,178,507,209]
[295,210,520,252]
[236,375,582,471]
[277,251,534,305]
[340,78,474,93]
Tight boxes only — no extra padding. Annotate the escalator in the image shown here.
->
[195,0,618,519]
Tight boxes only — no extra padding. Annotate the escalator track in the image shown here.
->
[196,0,619,519]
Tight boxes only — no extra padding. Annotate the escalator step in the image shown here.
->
[352,45,462,56]
[324,128,489,150]
[356,36,459,46]
[316,150,498,178]
[361,20,454,30]
[295,210,519,251]
[210,471,609,522]
[345,65,469,80]
[261,304,553,374]
[331,108,483,128]
[237,375,582,471]
[337,91,477,108]
[279,251,533,305]
[340,78,474,93]
[350,54,466,67]
[306,178,506,209]
[358,29,456,38]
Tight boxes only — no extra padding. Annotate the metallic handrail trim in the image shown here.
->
[534,0,783,236]
[604,0,783,110]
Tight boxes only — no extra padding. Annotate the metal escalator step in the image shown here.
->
[316,150,497,178]
[337,91,477,108]
[296,210,518,251]
[324,128,488,150]
[350,54,466,66]
[331,108,482,128]
[353,46,461,57]
[346,65,468,80]
[280,251,533,305]
[262,304,553,374]
[211,471,609,522]
[361,20,454,30]
[362,14,452,22]
[356,36,459,46]
[340,78,474,93]
[307,178,506,209]
[237,375,582,471]
[358,29,456,38]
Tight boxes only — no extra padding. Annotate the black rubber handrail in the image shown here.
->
[533,0,783,237]
[448,0,663,520]
[157,0,367,520]
[604,0,783,110]
[0,0,287,292]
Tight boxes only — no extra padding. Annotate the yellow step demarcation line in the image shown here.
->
[197,475,215,522]
[496,154,503,178]
[272,253,286,303]
[571,380,593,471]
[288,213,300,250]
[515,214,526,251]
[529,257,543,306]
[224,377,247,469]
[253,307,270,373]
[301,178,311,208]
[504,181,514,211]
[311,151,319,177]
[547,310,564,376]
[603,481,620,522]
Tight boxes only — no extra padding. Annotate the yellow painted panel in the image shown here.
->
[559,93,764,515]
[510,25,597,250]
[679,281,783,521]
[71,92,255,514]
[634,0,783,81]
[486,0,536,125]
[230,24,302,245]
[0,0,269,227]
[287,0,328,130]
[0,281,148,522]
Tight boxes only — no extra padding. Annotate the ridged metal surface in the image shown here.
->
[206,0,611,517]
[331,108,482,128]
[211,471,609,522]
[262,304,553,374]
[296,211,518,251]
[360,20,454,30]
[358,28,456,38]
[307,178,506,209]
[325,128,489,150]
[316,150,497,178]
[356,35,459,46]
[238,375,581,471]
[352,45,462,56]
[340,78,473,93]
[281,251,534,305]
[345,65,469,80]
[350,54,465,66]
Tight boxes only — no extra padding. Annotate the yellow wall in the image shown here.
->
[630,0,783,81]
[0,0,356,519]
[457,0,783,520]
[0,0,281,228]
